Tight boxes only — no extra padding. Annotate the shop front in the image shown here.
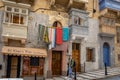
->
[1,46,47,78]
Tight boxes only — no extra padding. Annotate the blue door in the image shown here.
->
[103,43,110,66]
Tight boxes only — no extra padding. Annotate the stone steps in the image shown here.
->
[59,67,120,80]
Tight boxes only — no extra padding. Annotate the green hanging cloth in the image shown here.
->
[38,24,45,41]
[43,27,49,43]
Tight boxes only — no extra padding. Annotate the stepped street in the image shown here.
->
[47,67,120,80]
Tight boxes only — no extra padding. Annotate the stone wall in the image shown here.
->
[0,11,5,78]
[26,12,49,48]
[115,44,120,66]
[83,18,99,72]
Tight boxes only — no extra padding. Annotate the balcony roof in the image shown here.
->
[2,0,31,8]
[99,0,120,11]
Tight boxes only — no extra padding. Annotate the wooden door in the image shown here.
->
[10,57,18,77]
[7,56,21,78]
[72,43,80,72]
[52,51,62,75]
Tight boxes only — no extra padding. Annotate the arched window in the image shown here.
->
[53,21,62,28]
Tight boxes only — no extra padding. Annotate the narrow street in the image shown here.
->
[99,76,120,80]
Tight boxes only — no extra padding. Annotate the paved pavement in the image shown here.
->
[46,67,120,80]
[99,75,120,80]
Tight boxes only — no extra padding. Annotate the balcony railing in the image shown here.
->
[74,0,88,3]
[100,25,116,35]
[69,24,88,37]
[2,24,27,39]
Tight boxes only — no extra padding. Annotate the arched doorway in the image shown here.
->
[53,21,62,28]
[52,21,62,75]
[103,43,110,66]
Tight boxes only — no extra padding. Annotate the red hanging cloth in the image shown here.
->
[56,27,62,44]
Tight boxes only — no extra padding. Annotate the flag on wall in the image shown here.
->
[56,27,62,44]
[38,24,45,41]
[43,27,49,43]
[62,27,69,41]
[48,27,56,49]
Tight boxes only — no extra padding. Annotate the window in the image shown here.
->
[72,43,80,50]
[30,57,39,66]
[116,27,120,43]
[23,57,44,76]
[73,16,82,25]
[102,17,115,26]
[4,6,28,26]
[118,54,120,61]
[86,48,95,62]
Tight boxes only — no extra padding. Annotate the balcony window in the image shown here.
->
[73,16,82,25]
[4,6,28,26]
[102,17,115,26]
[30,57,39,66]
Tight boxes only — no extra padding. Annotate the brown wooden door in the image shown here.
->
[72,43,80,72]
[52,51,62,75]
[10,57,18,78]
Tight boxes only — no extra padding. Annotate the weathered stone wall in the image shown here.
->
[0,11,5,78]
[81,18,99,72]
[26,12,49,48]
[115,44,120,66]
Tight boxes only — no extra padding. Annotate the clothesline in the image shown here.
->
[46,26,68,29]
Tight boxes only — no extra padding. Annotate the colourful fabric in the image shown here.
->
[52,28,56,48]
[56,27,62,44]
[43,27,49,43]
[38,24,45,41]
[48,27,52,42]
[48,28,56,49]
[62,27,69,41]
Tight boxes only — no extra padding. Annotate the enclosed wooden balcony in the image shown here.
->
[69,24,88,37]
[4,0,34,5]
[99,0,120,11]
[51,0,88,11]
[99,16,116,35]
[69,8,89,40]
[99,25,116,35]
[2,24,27,40]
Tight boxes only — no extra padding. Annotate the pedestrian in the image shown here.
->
[68,64,72,78]
[68,57,73,78]
[67,61,69,76]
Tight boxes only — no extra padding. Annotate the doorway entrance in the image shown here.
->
[6,56,21,78]
[103,43,110,66]
[72,43,80,72]
[52,51,62,75]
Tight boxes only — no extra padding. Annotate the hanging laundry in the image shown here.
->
[62,27,69,41]
[38,24,45,41]
[56,27,62,44]
[48,27,52,43]
[43,27,49,43]
[48,27,56,49]
[51,28,56,48]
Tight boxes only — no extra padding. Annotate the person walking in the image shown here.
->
[67,57,73,78]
